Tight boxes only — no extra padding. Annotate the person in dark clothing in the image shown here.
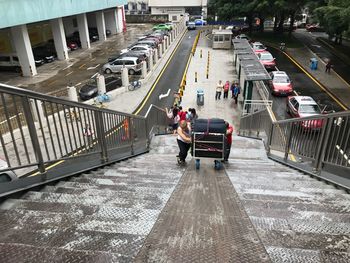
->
[177,120,191,165]
[233,83,240,104]
[325,60,332,73]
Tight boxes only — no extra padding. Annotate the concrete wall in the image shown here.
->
[125,14,168,23]
[0,0,127,29]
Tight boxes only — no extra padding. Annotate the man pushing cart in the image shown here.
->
[192,118,226,170]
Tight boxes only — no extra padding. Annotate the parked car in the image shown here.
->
[251,42,266,53]
[79,75,122,100]
[287,96,324,129]
[121,45,152,57]
[306,24,324,32]
[153,24,172,31]
[268,71,293,96]
[187,22,196,30]
[108,51,147,63]
[194,19,207,26]
[136,39,158,48]
[67,40,79,51]
[102,57,143,75]
[257,51,276,70]
[153,29,170,36]
[32,45,56,64]
[0,53,21,72]
[0,158,17,183]
[165,22,174,30]
[139,36,161,45]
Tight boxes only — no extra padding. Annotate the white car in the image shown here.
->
[121,45,152,57]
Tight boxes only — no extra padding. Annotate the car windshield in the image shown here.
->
[273,76,290,83]
[300,105,321,114]
[254,44,265,50]
[260,53,273,60]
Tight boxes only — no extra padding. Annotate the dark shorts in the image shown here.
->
[172,123,178,130]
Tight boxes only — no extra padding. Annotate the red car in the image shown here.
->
[251,42,266,54]
[287,96,324,129]
[257,51,276,70]
[269,71,293,96]
[67,41,78,51]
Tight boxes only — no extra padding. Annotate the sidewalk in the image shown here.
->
[286,46,350,110]
[181,32,241,130]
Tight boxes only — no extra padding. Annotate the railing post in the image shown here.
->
[21,97,46,180]
[266,122,274,154]
[94,111,108,163]
[129,116,134,155]
[145,118,150,150]
[284,123,293,161]
[314,117,333,172]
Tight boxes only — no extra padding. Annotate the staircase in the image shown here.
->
[0,135,184,262]
[0,135,349,262]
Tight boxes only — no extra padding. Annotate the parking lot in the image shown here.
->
[0,23,153,98]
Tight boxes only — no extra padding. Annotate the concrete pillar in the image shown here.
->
[10,25,37,77]
[148,51,153,71]
[154,48,158,64]
[158,45,162,58]
[30,99,45,122]
[96,11,106,41]
[68,86,78,102]
[164,36,168,50]
[122,67,129,87]
[162,41,165,54]
[97,74,106,94]
[51,18,69,61]
[116,7,124,33]
[167,36,170,48]
[77,13,90,49]
[105,10,117,35]
[141,61,147,78]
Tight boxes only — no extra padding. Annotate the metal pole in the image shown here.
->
[94,111,108,163]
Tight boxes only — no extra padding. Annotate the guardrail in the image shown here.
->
[0,83,168,197]
[239,103,350,189]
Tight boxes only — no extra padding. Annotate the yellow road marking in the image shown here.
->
[134,30,188,115]
[79,63,86,69]
[282,51,348,110]
[47,80,57,86]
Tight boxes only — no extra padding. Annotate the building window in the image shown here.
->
[141,3,147,10]
[131,3,137,10]
[124,4,128,10]
[172,15,177,21]
[225,35,230,41]
[214,35,224,42]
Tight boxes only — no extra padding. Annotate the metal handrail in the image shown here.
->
[239,103,350,188]
[0,83,168,196]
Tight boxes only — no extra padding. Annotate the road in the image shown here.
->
[268,47,343,121]
[135,30,197,116]
[293,29,350,84]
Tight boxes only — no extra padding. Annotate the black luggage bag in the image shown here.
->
[193,118,226,134]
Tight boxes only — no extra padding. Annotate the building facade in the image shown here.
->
[124,0,150,14]
[0,0,127,76]
[149,0,207,22]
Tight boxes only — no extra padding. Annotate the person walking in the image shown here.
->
[230,81,235,98]
[166,106,180,134]
[233,83,241,104]
[177,120,191,165]
[224,121,234,162]
[223,81,230,99]
[325,59,332,74]
[178,106,187,121]
[215,80,223,100]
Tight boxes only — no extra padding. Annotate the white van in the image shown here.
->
[0,54,21,73]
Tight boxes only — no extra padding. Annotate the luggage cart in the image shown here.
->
[192,132,225,170]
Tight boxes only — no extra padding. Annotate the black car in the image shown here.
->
[32,45,56,64]
[72,30,99,43]
[108,52,147,63]
[79,76,122,100]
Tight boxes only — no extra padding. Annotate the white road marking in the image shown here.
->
[76,82,82,86]
[63,64,73,70]
[311,44,321,48]
[87,64,100,70]
[159,89,171,100]
[65,72,73,76]
[90,72,99,79]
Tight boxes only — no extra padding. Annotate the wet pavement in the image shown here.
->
[0,24,153,97]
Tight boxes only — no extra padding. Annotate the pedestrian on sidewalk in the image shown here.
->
[176,120,191,165]
[224,121,234,162]
[325,59,332,74]
[233,83,241,104]
[165,106,180,134]
[223,81,230,99]
[178,106,187,121]
[216,80,223,100]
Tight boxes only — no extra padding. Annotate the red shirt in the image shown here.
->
[178,111,187,121]
[226,125,234,144]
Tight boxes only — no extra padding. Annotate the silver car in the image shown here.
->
[102,57,142,75]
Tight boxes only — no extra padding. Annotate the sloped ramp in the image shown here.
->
[134,158,271,262]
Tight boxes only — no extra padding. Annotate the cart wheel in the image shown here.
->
[214,160,221,170]
[195,159,200,169]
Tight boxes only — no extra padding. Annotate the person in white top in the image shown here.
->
[216,80,223,100]
[176,120,191,165]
